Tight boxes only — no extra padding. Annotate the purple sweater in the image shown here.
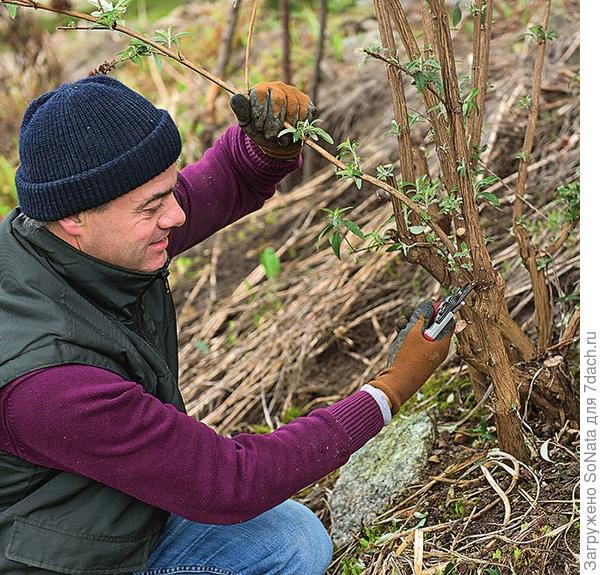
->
[0,126,384,525]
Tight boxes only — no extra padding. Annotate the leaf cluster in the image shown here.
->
[87,0,129,29]
[405,56,443,94]
[278,119,334,145]
[335,138,363,190]
[316,208,402,260]
[526,24,558,44]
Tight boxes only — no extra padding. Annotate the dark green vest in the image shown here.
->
[0,210,187,574]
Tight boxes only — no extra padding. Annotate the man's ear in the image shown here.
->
[54,213,84,237]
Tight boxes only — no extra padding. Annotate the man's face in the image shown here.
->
[69,164,186,273]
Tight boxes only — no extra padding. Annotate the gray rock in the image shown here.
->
[330,412,434,547]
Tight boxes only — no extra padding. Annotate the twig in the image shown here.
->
[245,0,260,92]
[362,47,443,104]
[480,465,512,525]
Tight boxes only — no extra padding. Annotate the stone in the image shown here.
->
[330,411,435,547]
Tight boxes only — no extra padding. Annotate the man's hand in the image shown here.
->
[370,301,454,414]
[230,82,316,160]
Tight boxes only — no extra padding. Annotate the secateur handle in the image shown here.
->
[422,284,474,341]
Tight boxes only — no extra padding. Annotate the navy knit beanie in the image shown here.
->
[15,75,182,221]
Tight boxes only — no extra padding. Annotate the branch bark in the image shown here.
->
[201,0,242,150]
[280,0,292,84]
[512,0,553,351]
[466,0,493,153]
[372,0,452,284]
[427,0,529,462]
[302,0,327,181]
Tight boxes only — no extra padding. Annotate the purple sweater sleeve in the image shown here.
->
[167,125,301,256]
[0,365,383,524]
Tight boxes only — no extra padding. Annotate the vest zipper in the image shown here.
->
[132,302,169,366]
[132,271,170,364]
[161,267,171,294]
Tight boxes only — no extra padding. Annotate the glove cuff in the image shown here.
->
[257,142,302,161]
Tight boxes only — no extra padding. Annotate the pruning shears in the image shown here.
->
[423,284,474,341]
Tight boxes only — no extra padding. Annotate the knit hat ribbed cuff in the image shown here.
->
[15,76,182,222]
[16,111,181,221]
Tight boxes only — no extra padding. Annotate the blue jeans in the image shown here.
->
[134,500,333,575]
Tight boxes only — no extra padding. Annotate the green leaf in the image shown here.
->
[412,70,428,91]
[478,191,500,206]
[310,127,334,144]
[330,230,343,259]
[6,4,17,18]
[452,2,462,27]
[342,219,365,239]
[196,341,209,354]
[408,225,429,235]
[259,247,281,279]
[277,127,296,137]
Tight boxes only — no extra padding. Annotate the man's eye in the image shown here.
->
[144,201,164,215]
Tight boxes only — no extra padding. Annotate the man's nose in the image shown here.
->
[159,194,186,229]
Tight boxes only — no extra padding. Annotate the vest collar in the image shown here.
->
[11,211,168,316]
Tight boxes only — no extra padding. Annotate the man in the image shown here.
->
[0,75,453,574]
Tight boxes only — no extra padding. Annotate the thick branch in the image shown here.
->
[372,0,415,234]
[387,0,459,205]
[467,0,493,152]
[428,0,495,282]
[512,0,553,350]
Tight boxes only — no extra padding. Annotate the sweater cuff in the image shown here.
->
[361,384,392,425]
[325,390,384,452]
[240,127,303,176]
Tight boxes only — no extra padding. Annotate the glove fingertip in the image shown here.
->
[413,300,435,324]
[230,93,251,126]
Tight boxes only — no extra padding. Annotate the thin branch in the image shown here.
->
[467,0,493,152]
[302,138,457,256]
[514,0,552,218]
[512,0,553,350]
[280,0,292,84]
[428,0,494,275]
[245,0,261,92]
[5,0,238,93]
[1,0,456,256]
[362,47,443,104]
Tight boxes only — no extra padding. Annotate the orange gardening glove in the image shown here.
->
[230,82,316,160]
[370,301,454,414]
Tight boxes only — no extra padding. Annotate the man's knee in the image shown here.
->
[278,500,333,574]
